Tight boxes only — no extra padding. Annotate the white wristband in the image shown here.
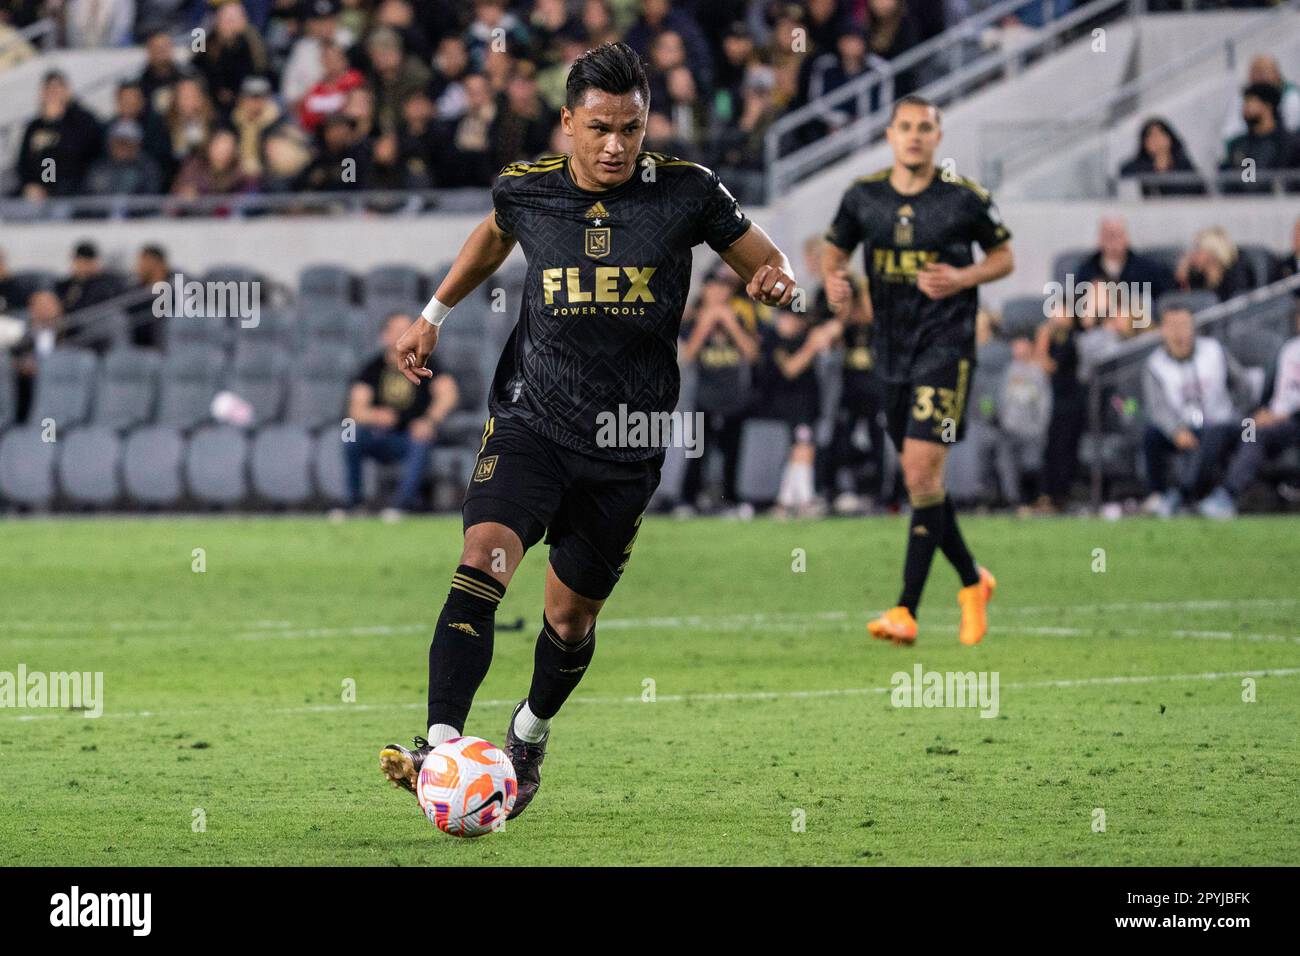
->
[421,296,452,327]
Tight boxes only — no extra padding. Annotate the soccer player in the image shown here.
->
[378,42,796,819]
[822,94,1014,646]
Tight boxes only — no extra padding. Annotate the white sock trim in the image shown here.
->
[427,723,459,746]
[513,702,550,743]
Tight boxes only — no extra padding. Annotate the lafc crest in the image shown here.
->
[584,200,611,258]
[894,204,914,246]
[473,455,498,483]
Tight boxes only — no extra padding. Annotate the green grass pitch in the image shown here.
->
[1,514,1297,866]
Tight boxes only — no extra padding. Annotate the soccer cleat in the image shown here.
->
[957,567,997,646]
[868,606,919,645]
[379,736,436,795]
[503,700,547,820]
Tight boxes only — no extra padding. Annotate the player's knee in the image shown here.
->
[545,605,598,645]
[459,524,521,584]
[901,457,944,498]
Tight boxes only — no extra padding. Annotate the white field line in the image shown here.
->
[3,667,1298,724]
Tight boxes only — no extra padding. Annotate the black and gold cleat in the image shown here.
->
[379,736,435,795]
[504,700,547,820]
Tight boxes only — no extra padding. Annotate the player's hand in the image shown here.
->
[394,318,439,385]
[747,264,796,308]
[409,417,436,443]
[811,319,843,351]
[917,262,969,300]
[825,268,853,315]
[1173,428,1199,451]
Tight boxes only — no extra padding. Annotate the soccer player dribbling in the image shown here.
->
[378,43,797,820]
[822,95,1015,646]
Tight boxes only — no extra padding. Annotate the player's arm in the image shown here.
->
[719,223,797,308]
[917,241,1015,300]
[348,382,398,429]
[394,212,518,384]
[409,372,459,442]
[821,241,857,316]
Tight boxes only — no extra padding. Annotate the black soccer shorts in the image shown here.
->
[883,357,974,450]
[461,417,662,601]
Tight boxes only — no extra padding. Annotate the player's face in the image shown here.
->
[886,103,941,172]
[562,89,648,189]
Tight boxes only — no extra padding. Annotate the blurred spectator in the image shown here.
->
[1220,83,1300,194]
[1221,54,1300,147]
[441,73,497,187]
[260,123,314,190]
[113,79,174,176]
[16,71,104,199]
[127,243,173,347]
[624,0,713,95]
[1119,118,1206,197]
[646,31,701,144]
[56,241,124,313]
[343,313,459,517]
[712,21,758,130]
[804,0,851,58]
[677,271,760,515]
[230,75,286,179]
[134,0,191,39]
[296,113,367,190]
[0,250,27,316]
[165,74,219,170]
[365,25,431,132]
[298,37,365,132]
[491,66,552,170]
[1272,216,1300,283]
[1075,217,1175,300]
[10,290,68,422]
[1141,304,1249,516]
[65,0,136,48]
[372,0,432,63]
[341,84,377,142]
[281,0,355,108]
[757,310,840,516]
[430,34,472,119]
[1034,302,1084,511]
[396,88,445,186]
[1200,304,1300,518]
[804,27,871,130]
[85,119,166,196]
[193,1,272,114]
[866,0,921,84]
[464,0,530,73]
[138,31,183,115]
[1175,227,1254,302]
[993,334,1052,506]
[715,65,780,171]
[579,0,620,51]
[172,128,258,196]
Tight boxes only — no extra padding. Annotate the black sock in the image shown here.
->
[939,495,980,587]
[527,617,596,720]
[898,492,947,615]
[426,565,506,732]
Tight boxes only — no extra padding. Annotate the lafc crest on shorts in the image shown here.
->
[473,455,499,483]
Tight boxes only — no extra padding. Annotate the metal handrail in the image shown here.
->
[984,0,1300,192]
[763,0,1135,199]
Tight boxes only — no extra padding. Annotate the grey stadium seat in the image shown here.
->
[164,312,230,352]
[299,263,355,305]
[58,426,122,505]
[286,343,356,430]
[299,302,356,345]
[0,352,15,431]
[122,425,185,504]
[185,423,249,505]
[93,347,160,430]
[156,344,225,429]
[313,428,376,503]
[1156,290,1217,318]
[240,304,295,346]
[0,426,58,506]
[203,264,265,288]
[1228,328,1285,371]
[1050,249,1090,286]
[228,341,290,425]
[736,419,793,503]
[250,424,314,504]
[1000,296,1047,337]
[363,265,423,306]
[30,347,98,430]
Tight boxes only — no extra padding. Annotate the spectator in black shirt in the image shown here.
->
[343,312,459,516]
[1075,217,1175,301]
[113,79,175,180]
[677,272,761,514]
[298,114,369,191]
[192,1,272,115]
[127,244,173,348]
[138,30,184,115]
[1119,118,1206,197]
[85,120,166,198]
[16,70,104,199]
[56,241,125,315]
[823,276,888,514]
[491,66,552,170]
[1034,303,1084,511]
[1175,227,1255,303]
[1221,82,1300,194]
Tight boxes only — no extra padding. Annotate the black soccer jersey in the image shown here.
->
[824,169,1010,383]
[488,151,752,461]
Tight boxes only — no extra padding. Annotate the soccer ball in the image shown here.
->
[416,736,517,837]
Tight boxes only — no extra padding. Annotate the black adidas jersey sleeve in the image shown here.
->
[967,186,1011,252]
[693,168,752,252]
[491,171,519,237]
[824,187,867,254]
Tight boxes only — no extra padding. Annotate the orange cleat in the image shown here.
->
[957,567,997,645]
[868,606,918,645]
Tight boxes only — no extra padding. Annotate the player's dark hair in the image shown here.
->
[564,42,650,111]
[890,94,941,125]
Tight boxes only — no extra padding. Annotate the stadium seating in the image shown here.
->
[155,344,225,429]
[736,420,794,504]
[285,343,355,431]
[0,353,15,432]
[30,347,97,430]
[58,426,122,506]
[122,426,185,506]
[228,341,290,426]
[0,426,58,506]
[185,424,249,505]
[298,264,356,307]
[250,424,314,505]
[92,346,160,431]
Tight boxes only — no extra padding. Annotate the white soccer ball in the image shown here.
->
[416,736,517,837]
